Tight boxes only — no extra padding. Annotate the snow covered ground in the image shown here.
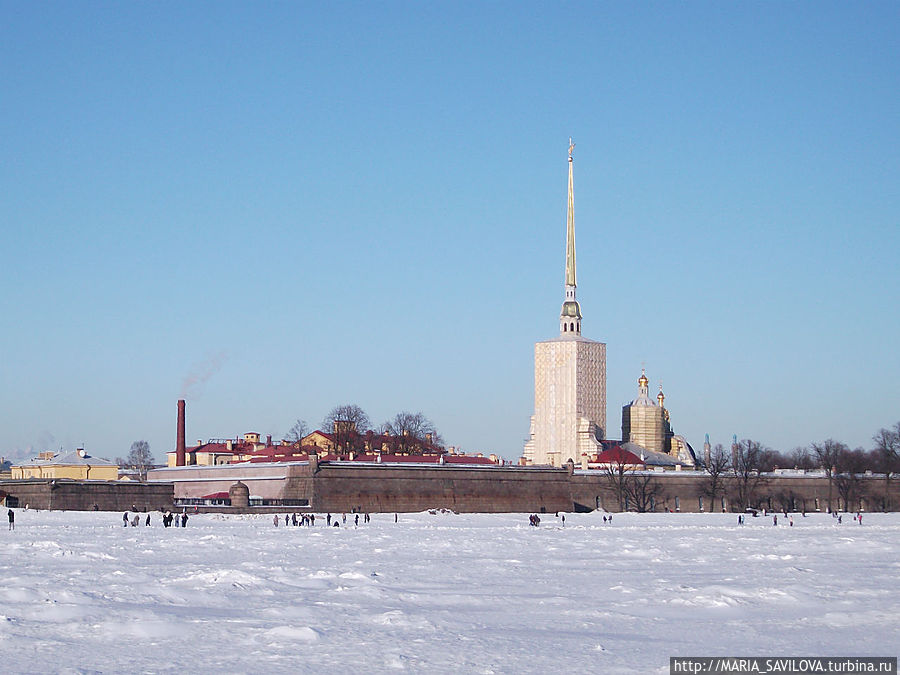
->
[1,509,897,674]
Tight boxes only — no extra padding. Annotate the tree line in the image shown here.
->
[699,421,900,513]
[602,421,900,513]
[284,403,445,455]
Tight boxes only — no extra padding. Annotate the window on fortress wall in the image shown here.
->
[698,496,704,512]
[674,496,680,512]
[650,496,655,511]
[721,497,726,512]
[815,498,820,511]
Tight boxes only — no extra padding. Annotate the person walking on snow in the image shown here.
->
[123,512,129,527]
[7,509,14,531]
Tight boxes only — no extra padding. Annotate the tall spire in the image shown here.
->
[566,138,576,288]
[560,138,582,335]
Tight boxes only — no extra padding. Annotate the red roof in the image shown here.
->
[200,491,230,500]
[238,452,499,466]
[595,446,644,465]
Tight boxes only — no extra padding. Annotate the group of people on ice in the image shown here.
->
[122,510,187,527]
[273,512,373,528]
[734,509,866,526]
[831,511,863,525]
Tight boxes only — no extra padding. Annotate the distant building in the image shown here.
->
[524,140,607,467]
[11,449,118,480]
[622,369,671,456]
[165,418,501,468]
[620,369,696,467]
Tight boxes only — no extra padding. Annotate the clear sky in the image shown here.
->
[2,2,898,463]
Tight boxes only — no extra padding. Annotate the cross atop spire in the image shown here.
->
[560,138,581,335]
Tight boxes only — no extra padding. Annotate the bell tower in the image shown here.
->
[524,140,607,466]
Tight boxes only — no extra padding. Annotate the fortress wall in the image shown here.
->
[310,464,572,514]
[0,480,173,512]
[570,472,900,513]
[6,468,899,515]
[148,463,314,503]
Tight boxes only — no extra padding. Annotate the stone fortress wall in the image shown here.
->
[0,479,173,512]
[4,465,898,514]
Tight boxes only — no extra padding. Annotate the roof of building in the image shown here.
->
[592,443,680,468]
[595,446,644,465]
[17,450,116,467]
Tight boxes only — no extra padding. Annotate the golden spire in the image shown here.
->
[560,139,582,334]
[565,137,576,288]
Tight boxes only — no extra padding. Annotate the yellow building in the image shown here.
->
[11,449,119,480]
[620,369,697,468]
[621,369,672,456]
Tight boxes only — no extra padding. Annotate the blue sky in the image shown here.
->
[2,2,898,463]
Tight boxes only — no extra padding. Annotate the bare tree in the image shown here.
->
[322,404,370,433]
[772,487,801,513]
[322,404,371,454]
[789,446,817,471]
[873,423,900,511]
[284,419,309,445]
[383,411,442,453]
[811,439,847,512]
[730,439,769,510]
[700,443,730,511]
[834,447,870,512]
[625,472,664,513]
[116,440,155,480]
[756,447,783,473]
[601,452,633,511]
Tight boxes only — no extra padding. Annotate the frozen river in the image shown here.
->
[1,509,897,674]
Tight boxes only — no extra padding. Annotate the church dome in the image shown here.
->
[630,368,654,406]
[630,393,656,406]
[561,300,582,318]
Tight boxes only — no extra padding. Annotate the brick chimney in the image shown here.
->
[176,399,186,466]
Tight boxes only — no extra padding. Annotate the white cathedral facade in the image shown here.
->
[523,141,607,467]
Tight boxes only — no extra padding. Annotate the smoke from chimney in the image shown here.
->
[181,352,227,400]
[177,399,186,467]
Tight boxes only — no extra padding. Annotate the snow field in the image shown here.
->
[0,510,897,674]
